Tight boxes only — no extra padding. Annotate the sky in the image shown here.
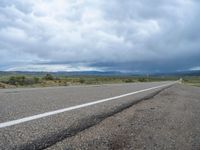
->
[0,0,200,73]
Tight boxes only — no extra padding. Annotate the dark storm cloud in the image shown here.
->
[0,0,200,72]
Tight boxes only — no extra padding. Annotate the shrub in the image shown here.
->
[7,76,40,86]
[33,77,40,83]
[79,78,85,84]
[43,74,54,80]
[8,76,17,85]
[124,79,133,83]
[138,77,147,82]
[0,82,6,88]
[8,76,26,85]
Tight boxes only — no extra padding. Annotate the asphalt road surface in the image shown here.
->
[47,84,200,150]
[0,81,176,150]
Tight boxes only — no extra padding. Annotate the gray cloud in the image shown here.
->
[0,0,200,72]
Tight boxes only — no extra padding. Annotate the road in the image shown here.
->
[47,84,200,150]
[0,81,175,150]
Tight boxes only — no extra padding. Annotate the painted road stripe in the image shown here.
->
[0,82,177,129]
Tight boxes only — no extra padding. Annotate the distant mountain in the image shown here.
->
[151,70,200,76]
[174,70,200,76]
[0,71,127,76]
[0,70,200,76]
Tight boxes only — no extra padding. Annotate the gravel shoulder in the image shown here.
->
[47,84,200,150]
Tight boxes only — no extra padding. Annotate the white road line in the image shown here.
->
[0,82,177,129]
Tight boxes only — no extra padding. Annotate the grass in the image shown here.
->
[182,76,200,87]
[0,73,187,89]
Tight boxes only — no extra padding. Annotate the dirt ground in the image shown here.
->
[47,84,200,150]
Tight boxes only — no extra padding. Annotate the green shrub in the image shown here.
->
[138,77,147,82]
[43,74,54,80]
[79,78,85,84]
[124,79,133,83]
[33,77,40,83]
[8,76,26,85]
[7,76,40,86]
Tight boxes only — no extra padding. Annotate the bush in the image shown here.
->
[7,76,40,86]
[8,76,16,85]
[138,77,147,82]
[79,78,85,84]
[0,82,6,88]
[43,74,54,80]
[124,79,133,83]
[8,76,26,85]
[33,77,40,83]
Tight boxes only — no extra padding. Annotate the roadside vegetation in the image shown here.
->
[182,76,200,87]
[0,73,181,89]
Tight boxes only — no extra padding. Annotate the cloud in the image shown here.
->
[190,66,200,71]
[6,64,99,72]
[0,0,200,72]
